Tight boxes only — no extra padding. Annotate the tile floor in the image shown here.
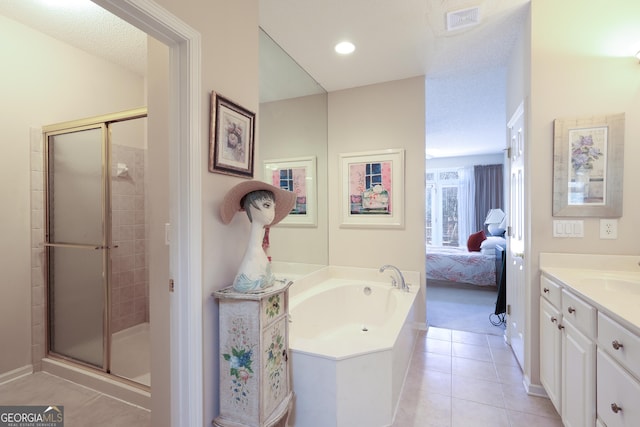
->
[0,372,150,427]
[393,327,562,427]
[0,327,561,427]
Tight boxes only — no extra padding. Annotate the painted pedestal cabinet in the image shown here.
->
[213,281,293,427]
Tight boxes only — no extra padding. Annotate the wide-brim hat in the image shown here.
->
[220,180,296,225]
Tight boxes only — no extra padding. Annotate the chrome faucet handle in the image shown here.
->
[389,276,397,287]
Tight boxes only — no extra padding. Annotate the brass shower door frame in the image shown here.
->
[43,107,147,377]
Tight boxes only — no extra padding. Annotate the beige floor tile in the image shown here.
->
[419,351,452,374]
[427,326,452,342]
[405,369,452,397]
[451,330,489,347]
[424,338,452,356]
[486,333,509,349]
[393,392,452,427]
[451,357,498,382]
[66,394,150,427]
[495,363,525,386]
[451,398,509,427]
[0,372,98,407]
[506,409,563,426]
[451,342,492,362]
[501,382,561,420]
[0,372,150,427]
[490,346,521,368]
[452,375,505,407]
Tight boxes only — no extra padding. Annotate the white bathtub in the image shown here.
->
[288,267,421,427]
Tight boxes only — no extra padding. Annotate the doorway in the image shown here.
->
[44,108,150,387]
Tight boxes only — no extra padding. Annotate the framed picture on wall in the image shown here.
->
[209,91,255,177]
[339,148,405,229]
[552,113,624,217]
[263,156,317,227]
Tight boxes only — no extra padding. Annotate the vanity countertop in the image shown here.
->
[540,253,640,336]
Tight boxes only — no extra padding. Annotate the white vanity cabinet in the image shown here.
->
[539,275,597,426]
[213,282,293,427]
[596,313,640,427]
[539,276,563,413]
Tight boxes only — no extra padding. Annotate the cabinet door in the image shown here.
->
[262,317,289,420]
[540,297,562,414]
[597,349,640,427]
[562,321,596,427]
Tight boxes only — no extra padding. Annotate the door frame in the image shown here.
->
[93,1,203,425]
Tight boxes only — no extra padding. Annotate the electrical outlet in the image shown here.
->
[600,219,618,239]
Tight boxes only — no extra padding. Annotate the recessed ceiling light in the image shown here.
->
[335,41,355,55]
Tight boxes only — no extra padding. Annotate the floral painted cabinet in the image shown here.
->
[213,281,293,427]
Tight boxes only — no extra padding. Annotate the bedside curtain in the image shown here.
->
[474,164,504,233]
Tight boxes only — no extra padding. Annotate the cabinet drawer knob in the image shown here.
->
[557,324,565,330]
[567,306,576,314]
[612,340,624,350]
[611,403,622,414]
[550,316,557,323]
[543,287,550,293]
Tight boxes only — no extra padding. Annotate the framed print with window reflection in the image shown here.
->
[339,149,405,228]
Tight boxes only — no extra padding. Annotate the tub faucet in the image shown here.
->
[379,264,409,292]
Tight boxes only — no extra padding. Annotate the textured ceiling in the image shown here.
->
[0,0,530,158]
[0,0,146,77]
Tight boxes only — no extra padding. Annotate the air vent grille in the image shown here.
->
[446,6,480,31]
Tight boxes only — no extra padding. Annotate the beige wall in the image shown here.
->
[0,13,144,377]
[147,0,260,424]
[327,76,427,324]
[522,0,640,386]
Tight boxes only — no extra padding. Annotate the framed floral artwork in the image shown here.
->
[552,113,624,217]
[209,91,255,177]
[263,156,316,227]
[339,149,405,228]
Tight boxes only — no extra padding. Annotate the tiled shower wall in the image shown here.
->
[110,143,149,334]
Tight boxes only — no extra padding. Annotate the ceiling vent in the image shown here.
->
[446,6,481,31]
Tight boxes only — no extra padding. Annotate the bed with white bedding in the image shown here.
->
[426,238,505,287]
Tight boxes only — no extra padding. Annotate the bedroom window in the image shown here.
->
[426,169,461,247]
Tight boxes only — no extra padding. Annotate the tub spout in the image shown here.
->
[379,264,409,291]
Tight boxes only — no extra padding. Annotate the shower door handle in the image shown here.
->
[94,245,119,250]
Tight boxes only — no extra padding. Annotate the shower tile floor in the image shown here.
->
[0,327,561,427]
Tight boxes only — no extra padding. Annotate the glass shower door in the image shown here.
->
[46,125,109,369]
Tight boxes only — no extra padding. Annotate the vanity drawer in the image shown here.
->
[561,289,596,338]
[541,275,562,308]
[597,349,640,427]
[598,312,640,379]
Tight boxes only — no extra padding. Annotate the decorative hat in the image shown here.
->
[220,180,296,225]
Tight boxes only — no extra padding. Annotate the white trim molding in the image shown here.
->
[92,1,203,426]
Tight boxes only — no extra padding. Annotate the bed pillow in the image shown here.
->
[480,236,507,250]
[467,230,486,252]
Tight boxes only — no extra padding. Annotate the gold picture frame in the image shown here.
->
[209,91,255,177]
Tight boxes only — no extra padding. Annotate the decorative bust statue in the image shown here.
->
[220,180,296,292]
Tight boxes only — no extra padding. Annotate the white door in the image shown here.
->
[507,101,526,368]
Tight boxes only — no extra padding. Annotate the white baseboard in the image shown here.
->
[0,365,33,386]
[523,374,548,398]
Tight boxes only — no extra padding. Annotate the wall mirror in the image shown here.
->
[258,28,328,268]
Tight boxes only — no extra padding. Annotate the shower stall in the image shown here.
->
[42,108,150,388]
